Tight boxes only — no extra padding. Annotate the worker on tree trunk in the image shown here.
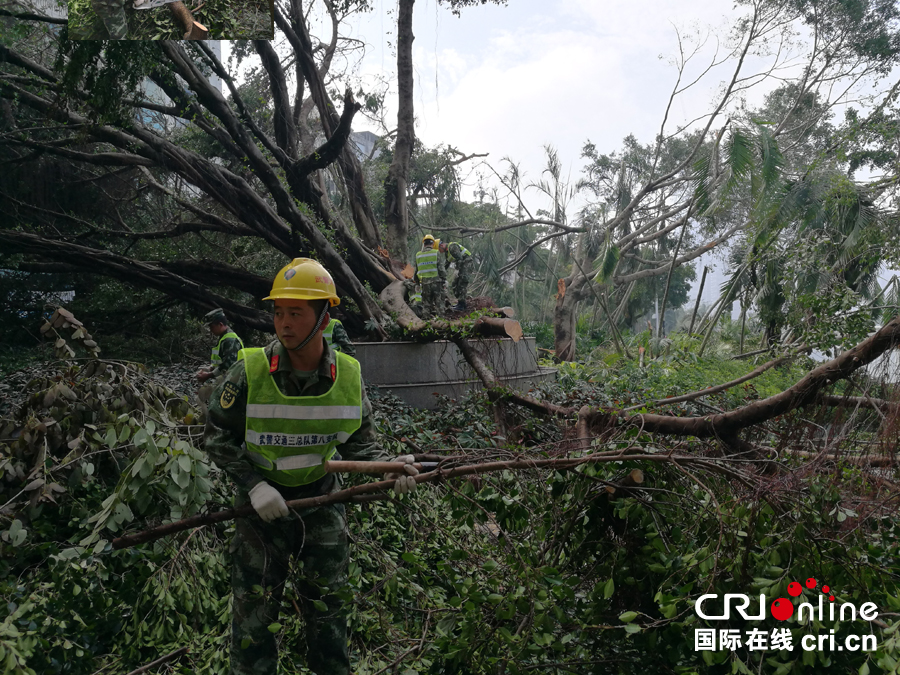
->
[203,258,417,675]
[414,234,446,318]
[438,240,473,312]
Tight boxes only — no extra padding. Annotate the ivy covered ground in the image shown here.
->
[2,317,900,674]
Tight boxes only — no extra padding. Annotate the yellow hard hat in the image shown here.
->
[433,238,441,250]
[263,258,340,306]
[422,234,435,244]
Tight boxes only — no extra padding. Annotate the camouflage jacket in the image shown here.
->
[447,242,472,264]
[212,332,244,376]
[328,320,356,357]
[204,339,389,496]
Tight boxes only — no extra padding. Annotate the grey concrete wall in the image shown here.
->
[353,338,556,409]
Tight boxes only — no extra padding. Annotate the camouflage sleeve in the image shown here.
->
[437,251,447,280]
[331,322,356,357]
[338,383,391,463]
[203,361,266,493]
[214,337,243,375]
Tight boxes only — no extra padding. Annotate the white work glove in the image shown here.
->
[248,482,289,522]
[385,454,419,495]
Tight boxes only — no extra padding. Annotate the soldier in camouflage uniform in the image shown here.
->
[204,258,418,675]
[414,234,446,318]
[322,317,356,357]
[402,279,424,318]
[89,0,129,39]
[197,308,244,408]
[438,240,473,311]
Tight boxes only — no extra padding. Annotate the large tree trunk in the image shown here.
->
[553,275,588,362]
[383,0,415,260]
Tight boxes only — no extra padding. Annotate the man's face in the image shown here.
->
[273,299,326,351]
[209,321,227,337]
[439,242,448,253]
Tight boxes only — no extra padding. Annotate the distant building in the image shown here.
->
[138,42,223,132]
[350,130,381,160]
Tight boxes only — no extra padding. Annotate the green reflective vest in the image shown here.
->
[449,243,471,260]
[211,331,243,364]
[240,348,362,487]
[322,319,341,346]
[416,249,440,279]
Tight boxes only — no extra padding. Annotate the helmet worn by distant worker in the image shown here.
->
[204,308,227,325]
[422,234,435,244]
[264,258,340,306]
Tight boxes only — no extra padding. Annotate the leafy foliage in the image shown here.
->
[3,313,900,673]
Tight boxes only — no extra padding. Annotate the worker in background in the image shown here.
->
[438,240,473,312]
[414,234,446,318]
[196,308,244,408]
[322,316,356,356]
[204,258,418,675]
[401,279,424,318]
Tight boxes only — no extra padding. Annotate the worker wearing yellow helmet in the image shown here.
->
[415,234,446,317]
[204,258,417,675]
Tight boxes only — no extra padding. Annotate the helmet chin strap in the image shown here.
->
[286,304,330,353]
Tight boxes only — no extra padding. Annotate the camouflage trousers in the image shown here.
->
[230,499,350,675]
[451,260,472,303]
[90,0,128,39]
[421,279,444,318]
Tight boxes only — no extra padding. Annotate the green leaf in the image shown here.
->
[619,611,638,623]
[859,661,870,675]
[130,457,146,478]
[178,454,192,473]
[312,599,329,612]
[624,623,641,634]
[267,623,282,634]
[603,578,615,599]
[104,426,117,449]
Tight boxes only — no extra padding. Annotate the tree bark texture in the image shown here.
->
[380,280,522,340]
[383,0,416,260]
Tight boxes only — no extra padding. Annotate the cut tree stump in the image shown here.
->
[167,1,208,39]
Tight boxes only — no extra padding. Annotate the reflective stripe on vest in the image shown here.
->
[322,319,341,346]
[450,243,471,260]
[242,348,362,487]
[211,332,243,363]
[416,249,439,279]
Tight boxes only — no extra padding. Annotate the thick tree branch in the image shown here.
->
[588,317,900,438]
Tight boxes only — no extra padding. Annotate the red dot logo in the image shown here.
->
[822,585,830,594]
[829,595,835,601]
[771,598,794,621]
[787,581,802,597]
[805,578,817,589]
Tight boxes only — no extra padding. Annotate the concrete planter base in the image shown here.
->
[352,337,556,409]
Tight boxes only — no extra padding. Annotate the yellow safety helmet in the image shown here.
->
[263,258,340,306]
[422,234,435,245]
[432,238,441,250]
